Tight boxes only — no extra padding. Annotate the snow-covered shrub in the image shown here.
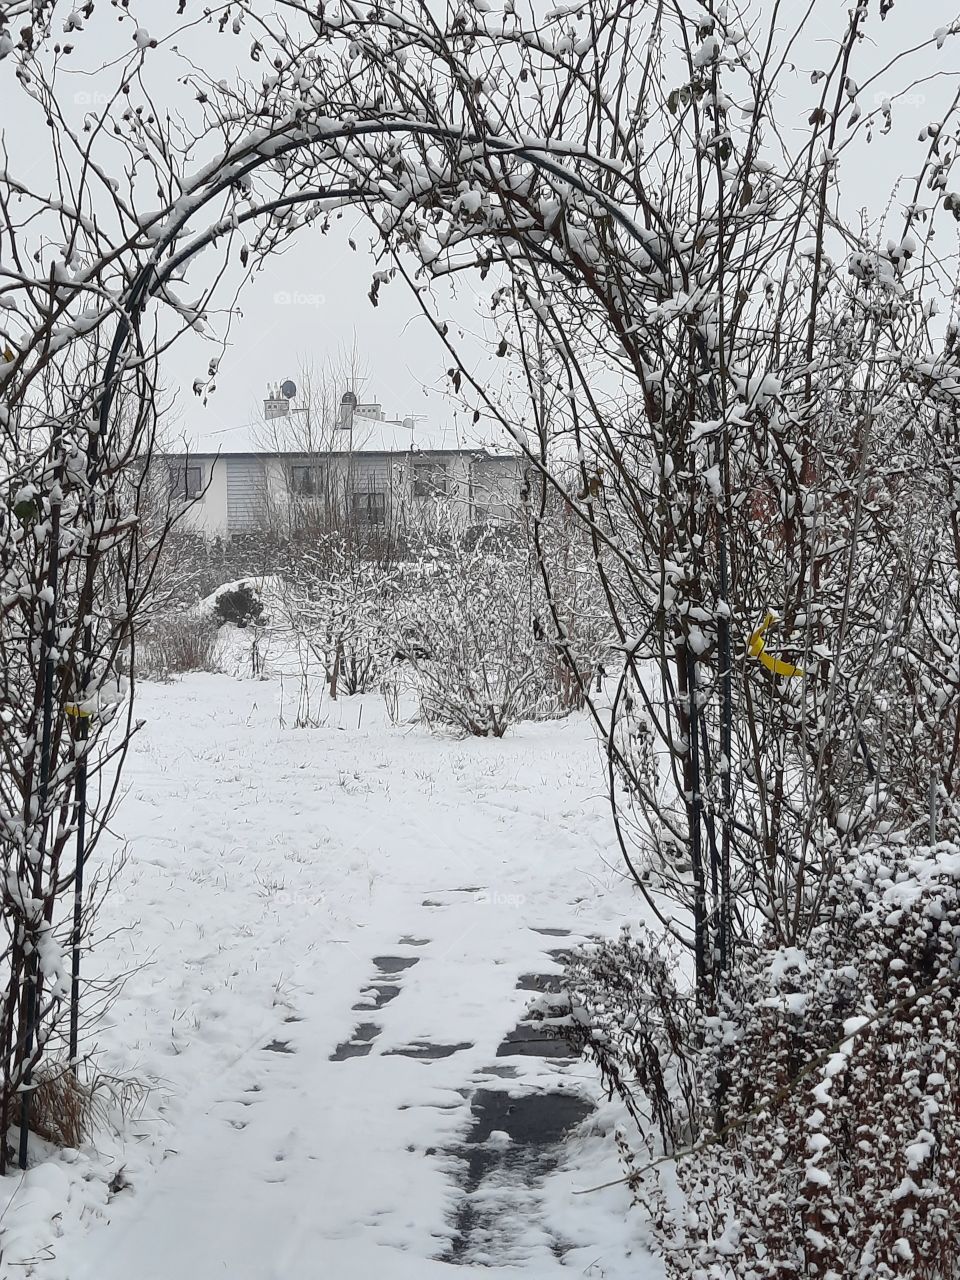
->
[386,535,552,737]
[137,613,220,679]
[562,842,960,1279]
[561,927,699,1156]
[277,518,605,731]
[142,519,291,616]
[279,534,398,701]
[213,581,264,629]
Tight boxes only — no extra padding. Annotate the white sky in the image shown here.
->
[16,0,960,450]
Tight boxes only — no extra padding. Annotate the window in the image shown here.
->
[290,465,321,497]
[169,464,203,500]
[413,461,447,497]
[352,490,387,526]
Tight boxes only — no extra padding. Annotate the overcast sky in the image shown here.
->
[18,0,960,451]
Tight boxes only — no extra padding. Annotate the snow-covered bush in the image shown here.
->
[385,534,551,737]
[137,530,212,613]
[277,515,609,732]
[279,534,400,701]
[561,927,699,1155]
[562,841,960,1279]
[212,582,264,630]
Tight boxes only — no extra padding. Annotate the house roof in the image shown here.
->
[167,435,522,465]
[164,446,521,462]
[166,410,520,459]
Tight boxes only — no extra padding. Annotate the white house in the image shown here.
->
[163,391,524,539]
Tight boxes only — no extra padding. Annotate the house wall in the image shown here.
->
[399,453,474,530]
[161,448,523,540]
[165,455,230,538]
[226,456,269,533]
[470,455,524,521]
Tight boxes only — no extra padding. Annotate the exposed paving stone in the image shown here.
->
[515,972,565,994]
[466,1087,592,1145]
[330,1022,380,1061]
[383,1040,472,1061]
[372,955,420,974]
[530,927,572,937]
[445,1086,593,1264]
[263,1039,295,1054]
[352,982,401,1011]
[495,1024,575,1059]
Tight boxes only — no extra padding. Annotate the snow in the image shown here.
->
[0,670,660,1278]
[181,415,509,457]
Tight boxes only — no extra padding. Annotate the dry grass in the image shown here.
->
[29,1067,93,1148]
[27,1064,150,1149]
[137,612,220,680]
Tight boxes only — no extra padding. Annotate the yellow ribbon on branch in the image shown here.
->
[748,611,803,679]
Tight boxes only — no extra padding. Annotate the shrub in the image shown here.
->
[558,843,960,1279]
[278,538,397,701]
[386,541,544,737]
[213,581,264,629]
[137,613,220,679]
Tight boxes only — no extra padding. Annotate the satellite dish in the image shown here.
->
[280,379,297,400]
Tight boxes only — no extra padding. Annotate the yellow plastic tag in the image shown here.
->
[748,611,803,678]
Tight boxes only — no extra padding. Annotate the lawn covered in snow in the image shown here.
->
[1,668,663,1279]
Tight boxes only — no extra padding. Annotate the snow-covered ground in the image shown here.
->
[0,665,662,1279]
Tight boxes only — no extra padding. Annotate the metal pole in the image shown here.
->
[688,649,707,992]
[696,333,732,979]
[19,450,63,1169]
[929,769,938,846]
[69,715,89,1069]
[68,374,101,1077]
[718,532,732,975]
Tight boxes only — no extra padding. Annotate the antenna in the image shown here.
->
[385,414,427,427]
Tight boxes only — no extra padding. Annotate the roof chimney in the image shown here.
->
[339,390,357,431]
[264,384,291,421]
